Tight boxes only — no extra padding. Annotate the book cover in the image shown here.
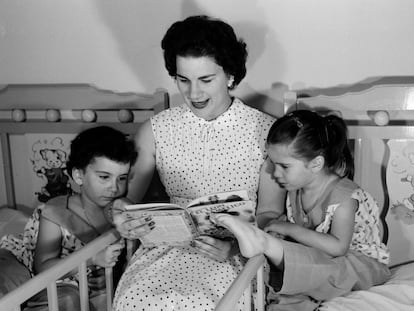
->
[124,190,255,247]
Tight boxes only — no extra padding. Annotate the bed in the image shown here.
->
[1,80,414,311]
[0,83,169,311]
[216,78,414,311]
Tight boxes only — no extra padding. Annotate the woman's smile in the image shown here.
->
[191,99,210,109]
[176,56,232,120]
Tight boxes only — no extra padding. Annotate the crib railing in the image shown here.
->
[214,255,266,311]
[0,229,119,311]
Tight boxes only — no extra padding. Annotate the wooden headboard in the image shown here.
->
[0,83,169,210]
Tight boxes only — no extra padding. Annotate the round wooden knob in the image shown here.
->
[46,109,61,122]
[81,109,97,122]
[373,110,389,126]
[118,109,134,123]
[12,109,26,122]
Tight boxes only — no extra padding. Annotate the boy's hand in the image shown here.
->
[92,238,125,268]
[88,268,106,290]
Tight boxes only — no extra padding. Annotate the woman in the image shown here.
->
[112,15,285,310]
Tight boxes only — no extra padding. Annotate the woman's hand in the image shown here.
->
[112,198,155,239]
[91,238,125,268]
[191,235,236,262]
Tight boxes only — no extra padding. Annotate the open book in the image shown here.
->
[124,189,255,247]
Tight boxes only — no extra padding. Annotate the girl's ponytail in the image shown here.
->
[324,114,354,179]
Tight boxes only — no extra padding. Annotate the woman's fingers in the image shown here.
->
[191,236,232,262]
[113,214,155,239]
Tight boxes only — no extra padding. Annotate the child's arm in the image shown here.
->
[265,198,358,257]
[33,215,74,276]
[34,215,124,277]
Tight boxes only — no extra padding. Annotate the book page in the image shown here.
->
[136,210,199,247]
[190,200,255,239]
[124,202,181,211]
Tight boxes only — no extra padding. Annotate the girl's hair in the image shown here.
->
[66,126,138,176]
[267,110,354,179]
[161,15,248,89]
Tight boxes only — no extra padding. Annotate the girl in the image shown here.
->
[211,110,391,311]
[1,126,137,310]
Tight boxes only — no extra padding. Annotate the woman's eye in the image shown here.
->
[99,175,109,180]
[177,78,188,83]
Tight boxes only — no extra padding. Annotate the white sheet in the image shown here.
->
[319,262,414,311]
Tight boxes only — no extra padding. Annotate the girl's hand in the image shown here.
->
[191,236,235,262]
[112,198,155,239]
[264,219,292,239]
[92,238,125,268]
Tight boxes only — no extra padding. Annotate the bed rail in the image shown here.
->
[0,229,119,311]
[214,255,265,311]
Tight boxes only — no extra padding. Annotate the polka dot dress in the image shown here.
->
[113,99,275,311]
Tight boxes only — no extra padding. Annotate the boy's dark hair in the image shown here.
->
[267,110,354,179]
[161,15,248,89]
[66,126,137,176]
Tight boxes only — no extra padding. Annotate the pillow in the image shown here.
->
[0,248,31,298]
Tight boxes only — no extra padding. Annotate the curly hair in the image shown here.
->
[161,15,248,89]
[66,126,137,177]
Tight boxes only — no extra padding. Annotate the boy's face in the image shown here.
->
[76,156,130,208]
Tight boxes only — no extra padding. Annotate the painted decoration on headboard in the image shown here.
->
[387,140,414,224]
[29,134,75,203]
[386,139,414,264]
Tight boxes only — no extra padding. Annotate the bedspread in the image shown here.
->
[319,262,414,311]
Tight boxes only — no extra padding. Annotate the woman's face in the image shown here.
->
[175,55,232,120]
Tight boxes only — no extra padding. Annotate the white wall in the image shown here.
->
[1,0,414,107]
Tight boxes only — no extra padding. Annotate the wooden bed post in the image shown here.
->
[1,132,16,208]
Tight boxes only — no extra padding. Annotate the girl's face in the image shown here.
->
[75,157,130,208]
[267,143,313,191]
[175,55,232,121]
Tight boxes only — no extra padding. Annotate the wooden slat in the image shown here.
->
[214,255,265,311]
[79,262,90,311]
[105,268,114,311]
[46,282,59,311]
[0,132,15,208]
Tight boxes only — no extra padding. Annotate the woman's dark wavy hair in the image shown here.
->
[161,15,248,89]
[66,126,137,177]
[267,110,354,179]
